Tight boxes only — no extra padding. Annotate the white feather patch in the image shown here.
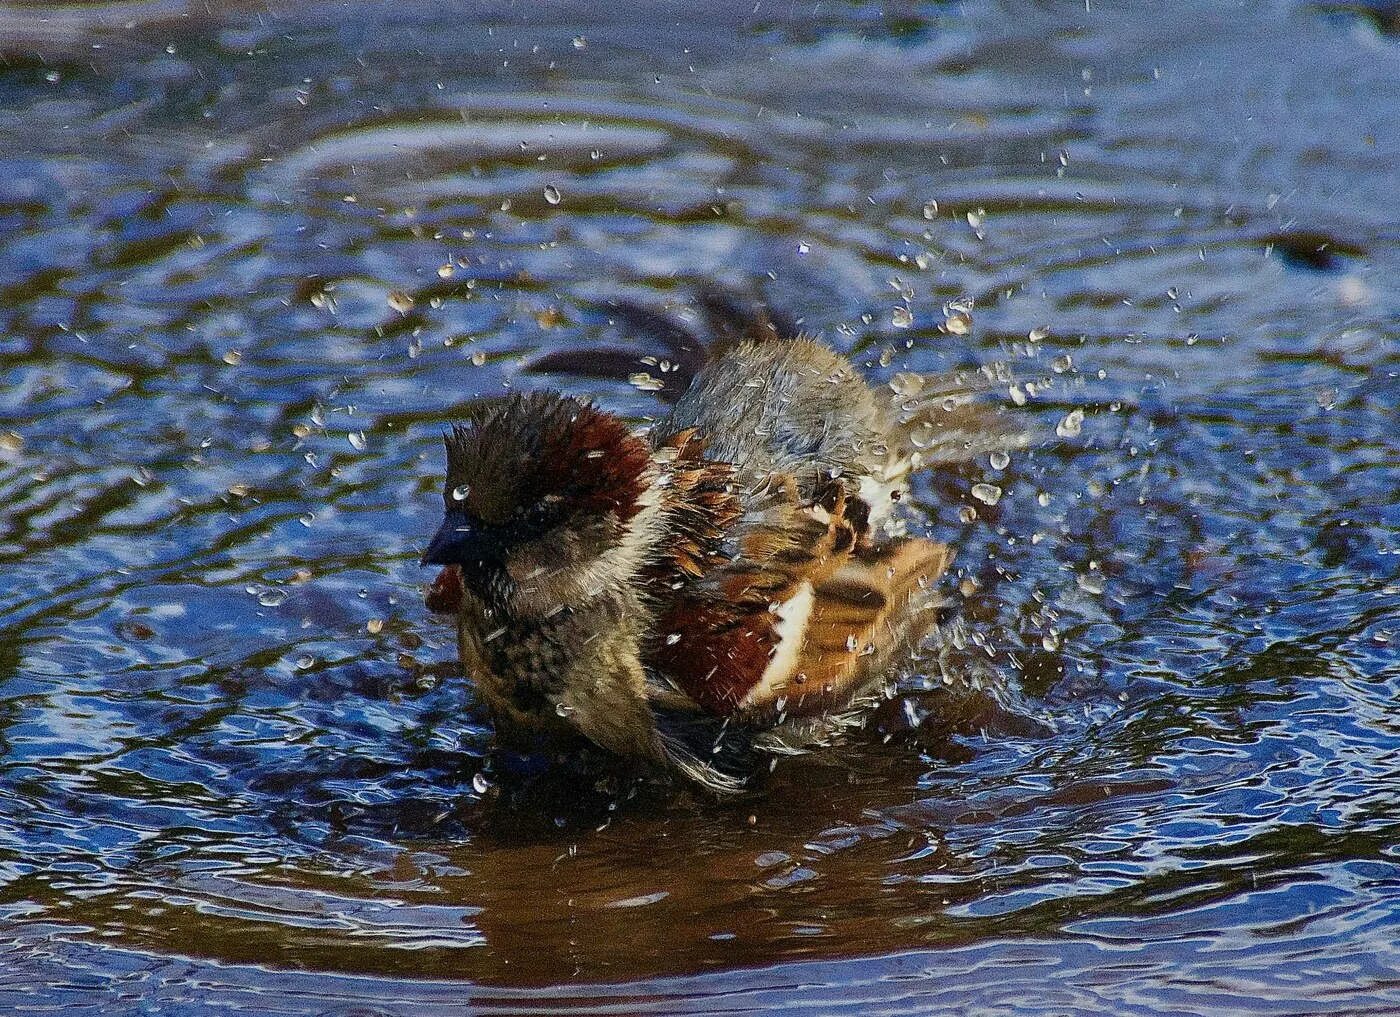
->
[739,581,815,709]
[858,462,910,533]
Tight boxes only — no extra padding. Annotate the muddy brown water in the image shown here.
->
[0,1,1397,1014]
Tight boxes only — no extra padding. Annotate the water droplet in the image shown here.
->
[387,290,414,314]
[227,482,251,497]
[666,632,681,645]
[348,431,367,451]
[534,306,565,329]
[222,350,243,366]
[797,241,810,255]
[470,350,487,367]
[958,506,978,523]
[891,306,914,329]
[555,700,575,717]
[472,772,491,794]
[366,618,384,635]
[989,451,1010,470]
[1052,354,1073,373]
[572,35,587,49]
[971,483,1002,506]
[1028,326,1050,343]
[1037,492,1052,507]
[258,589,287,607]
[629,372,665,392]
[921,200,939,220]
[544,184,561,205]
[1042,631,1060,652]
[1009,384,1027,406]
[1077,573,1105,595]
[310,404,326,427]
[845,634,858,652]
[889,372,925,397]
[295,654,315,670]
[0,431,22,454]
[1056,409,1085,438]
[902,698,922,728]
[944,311,971,335]
[452,484,470,501]
[437,263,454,279]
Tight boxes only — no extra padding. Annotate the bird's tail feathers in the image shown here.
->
[650,705,759,797]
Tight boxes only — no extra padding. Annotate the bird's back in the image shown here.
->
[655,337,894,491]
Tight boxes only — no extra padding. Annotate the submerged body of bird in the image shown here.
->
[423,299,1020,792]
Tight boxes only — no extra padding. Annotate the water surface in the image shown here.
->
[0,1,1397,1013]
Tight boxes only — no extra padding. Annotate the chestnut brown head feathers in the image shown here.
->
[424,302,1020,794]
[423,392,656,616]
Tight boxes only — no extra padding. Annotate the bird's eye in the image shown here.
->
[512,496,565,536]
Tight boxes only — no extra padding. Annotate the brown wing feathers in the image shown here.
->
[640,433,946,718]
[777,538,952,715]
[643,429,742,585]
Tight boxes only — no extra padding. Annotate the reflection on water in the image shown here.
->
[0,0,1397,1013]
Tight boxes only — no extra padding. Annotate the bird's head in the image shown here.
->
[423,392,656,617]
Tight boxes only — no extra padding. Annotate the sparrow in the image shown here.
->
[422,296,1014,793]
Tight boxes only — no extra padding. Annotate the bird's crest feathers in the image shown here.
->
[444,391,652,531]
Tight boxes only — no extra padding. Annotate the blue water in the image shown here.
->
[0,1,1396,1013]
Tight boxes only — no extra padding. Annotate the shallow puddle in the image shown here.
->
[0,1,1396,1013]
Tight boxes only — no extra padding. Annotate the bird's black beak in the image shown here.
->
[421,510,482,566]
